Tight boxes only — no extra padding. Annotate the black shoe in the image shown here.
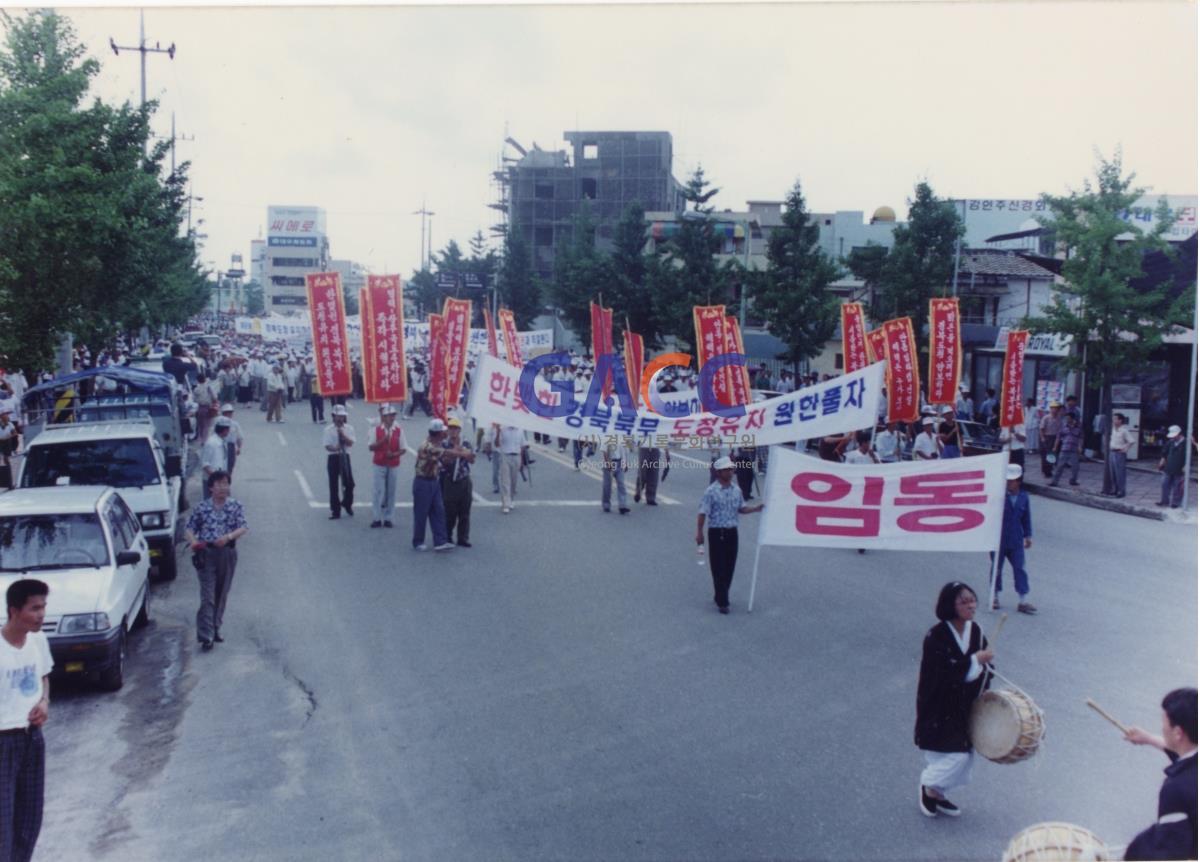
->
[634,494,641,503]
[329,514,340,520]
[934,797,960,817]
[457,541,472,548]
[370,521,382,528]
[1156,501,1169,506]
[344,506,354,516]
[1116,493,1125,498]
[213,631,224,643]
[919,785,938,817]
[1069,481,1080,486]
[646,501,657,506]
[200,640,214,652]
[619,507,630,515]
[718,606,730,615]
[857,548,866,554]
[383,521,393,528]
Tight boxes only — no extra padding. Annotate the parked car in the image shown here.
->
[956,420,1003,456]
[0,486,151,690]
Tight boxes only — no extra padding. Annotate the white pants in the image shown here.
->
[372,464,398,522]
[919,750,973,795]
[499,454,520,509]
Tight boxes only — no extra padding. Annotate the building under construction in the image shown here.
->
[491,131,686,282]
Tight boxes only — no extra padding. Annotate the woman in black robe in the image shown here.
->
[914,581,994,817]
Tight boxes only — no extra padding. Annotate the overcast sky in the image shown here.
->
[39,2,1200,278]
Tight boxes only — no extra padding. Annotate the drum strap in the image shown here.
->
[986,667,1046,725]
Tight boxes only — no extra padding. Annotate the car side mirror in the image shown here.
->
[116,550,141,567]
[165,454,183,478]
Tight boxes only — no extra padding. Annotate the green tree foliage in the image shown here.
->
[607,201,668,349]
[405,267,439,318]
[1027,151,1193,489]
[753,182,843,373]
[845,242,888,306]
[550,202,613,343]
[467,230,498,325]
[496,226,542,329]
[243,280,265,316]
[0,10,209,368]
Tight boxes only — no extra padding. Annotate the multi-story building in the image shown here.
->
[264,206,329,311]
[249,239,266,287]
[329,259,367,309]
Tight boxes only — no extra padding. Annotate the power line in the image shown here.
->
[108,10,175,151]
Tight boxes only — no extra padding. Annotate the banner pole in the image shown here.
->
[747,542,764,614]
[987,544,1001,613]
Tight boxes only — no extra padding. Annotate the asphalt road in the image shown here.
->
[35,400,1198,861]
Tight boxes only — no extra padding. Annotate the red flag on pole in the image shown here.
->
[483,307,499,359]
[865,327,889,367]
[428,313,448,421]
[693,304,730,408]
[360,275,407,403]
[1000,330,1029,427]
[882,317,920,423]
[497,309,522,368]
[305,272,353,397]
[622,328,645,410]
[443,297,472,410]
[841,302,870,374]
[590,300,616,400]
[724,315,751,406]
[928,298,962,406]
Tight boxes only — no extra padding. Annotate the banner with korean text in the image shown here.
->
[360,276,407,404]
[590,301,615,400]
[443,298,472,409]
[429,313,448,420]
[1000,329,1028,427]
[305,272,353,396]
[622,329,645,410]
[467,353,884,447]
[693,305,732,407]
[724,315,752,406]
[841,303,870,374]
[865,327,889,368]
[483,307,500,358]
[498,309,522,368]
[928,298,962,405]
[758,446,1007,553]
[882,317,920,423]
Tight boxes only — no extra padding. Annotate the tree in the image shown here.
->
[405,267,439,319]
[1027,151,1193,492]
[608,201,667,349]
[495,226,542,329]
[845,242,888,305]
[342,277,359,315]
[243,280,265,315]
[550,202,612,342]
[0,10,209,369]
[753,181,843,376]
[466,230,498,325]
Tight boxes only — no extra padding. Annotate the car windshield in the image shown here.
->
[22,439,160,488]
[0,513,109,570]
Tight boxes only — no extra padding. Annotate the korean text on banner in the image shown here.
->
[590,301,615,400]
[497,309,522,368]
[483,307,499,358]
[756,447,1008,552]
[305,272,352,397]
[429,313,448,420]
[466,353,885,447]
[883,317,920,423]
[623,330,645,410]
[1000,330,1029,427]
[865,327,889,368]
[693,305,731,408]
[725,316,751,406]
[928,298,962,405]
[360,276,407,404]
[443,298,472,409]
[841,303,870,374]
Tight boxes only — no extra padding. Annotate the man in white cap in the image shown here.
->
[992,463,1035,614]
[1157,425,1188,508]
[412,419,454,551]
[324,405,355,519]
[440,418,476,546]
[368,404,405,528]
[219,405,243,479]
[201,417,232,500]
[696,456,764,614]
[912,418,941,460]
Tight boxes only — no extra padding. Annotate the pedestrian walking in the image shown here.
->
[309,383,325,424]
[368,404,405,528]
[266,366,287,423]
[200,418,232,500]
[1157,425,1188,508]
[992,463,1036,614]
[0,579,52,862]
[192,373,217,444]
[1121,687,1197,861]
[695,456,764,614]
[912,418,941,460]
[0,408,17,490]
[1106,412,1136,498]
[440,418,476,547]
[1039,401,1064,477]
[412,420,454,551]
[915,581,994,818]
[494,424,526,514]
[219,405,243,480]
[634,445,666,506]
[324,405,355,519]
[185,470,249,651]
[408,363,431,417]
[999,419,1027,472]
[600,438,630,514]
[1049,410,1084,486]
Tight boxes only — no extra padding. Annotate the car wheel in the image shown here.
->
[155,547,178,581]
[134,586,150,629]
[97,625,127,692]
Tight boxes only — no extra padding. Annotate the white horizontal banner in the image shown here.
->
[235,316,552,356]
[466,353,883,446]
[757,447,1008,552]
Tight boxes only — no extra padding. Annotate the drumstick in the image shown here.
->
[988,613,1008,646]
[1086,698,1130,735]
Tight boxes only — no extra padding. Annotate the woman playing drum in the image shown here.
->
[915,581,994,817]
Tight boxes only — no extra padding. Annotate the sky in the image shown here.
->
[28,1,1200,278]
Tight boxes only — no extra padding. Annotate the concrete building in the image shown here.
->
[330,259,368,309]
[264,206,330,311]
[249,239,266,287]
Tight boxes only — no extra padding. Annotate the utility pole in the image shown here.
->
[413,203,435,270]
[109,11,176,150]
[168,112,195,176]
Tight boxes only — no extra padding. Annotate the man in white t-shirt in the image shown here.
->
[494,425,527,514]
[0,579,53,862]
[912,418,941,460]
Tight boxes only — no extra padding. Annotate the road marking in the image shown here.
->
[293,469,315,503]
[530,442,680,504]
[305,499,657,509]
[277,432,288,447]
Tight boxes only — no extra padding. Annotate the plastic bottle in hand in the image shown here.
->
[696,544,706,566]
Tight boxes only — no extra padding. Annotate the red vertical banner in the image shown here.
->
[428,313,448,420]
[622,329,645,409]
[927,298,962,405]
[497,309,522,369]
[590,300,615,399]
[305,272,353,396]
[724,315,751,406]
[882,317,920,423]
[841,302,870,374]
[360,275,407,403]
[693,304,730,408]
[443,297,472,409]
[865,327,889,367]
[1000,329,1029,427]
[483,307,500,358]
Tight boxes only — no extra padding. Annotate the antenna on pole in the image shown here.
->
[109,10,176,153]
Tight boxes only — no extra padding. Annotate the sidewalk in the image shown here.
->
[1020,452,1197,522]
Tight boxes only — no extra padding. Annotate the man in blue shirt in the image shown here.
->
[1049,410,1084,487]
[696,457,764,614]
[993,463,1035,615]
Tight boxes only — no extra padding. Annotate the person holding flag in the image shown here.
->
[367,404,405,528]
[695,457,764,615]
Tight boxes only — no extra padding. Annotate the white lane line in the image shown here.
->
[667,448,713,467]
[294,469,315,503]
[306,499,645,509]
[277,432,288,447]
[530,443,681,505]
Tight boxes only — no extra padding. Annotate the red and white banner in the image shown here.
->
[360,275,407,404]
[443,297,472,409]
[498,308,522,368]
[841,302,870,374]
[428,313,448,420]
[590,301,615,400]
[693,304,732,408]
[882,317,920,423]
[865,327,889,368]
[757,447,1007,552]
[622,329,645,410]
[1000,329,1029,427]
[305,272,352,397]
[928,298,962,405]
[483,307,500,358]
[724,315,752,407]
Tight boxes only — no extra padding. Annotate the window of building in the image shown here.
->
[534,226,553,246]
[582,143,598,160]
[271,257,316,268]
[835,353,844,370]
[581,178,597,200]
[535,183,554,200]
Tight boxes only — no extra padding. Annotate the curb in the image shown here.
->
[1023,482,1167,522]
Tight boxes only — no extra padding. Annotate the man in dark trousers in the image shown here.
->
[992,463,1035,615]
[440,418,476,547]
[695,457,763,614]
[323,404,356,519]
[1123,687,1197,861]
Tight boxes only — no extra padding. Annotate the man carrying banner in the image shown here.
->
[634,444,666,506]
[600,438,630,515]
[440,418,476,547]
[913,418,941,460]
[368,404,405,528]
[412,420,454,552]
[696,456,764,614]
[323,405,356,519]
